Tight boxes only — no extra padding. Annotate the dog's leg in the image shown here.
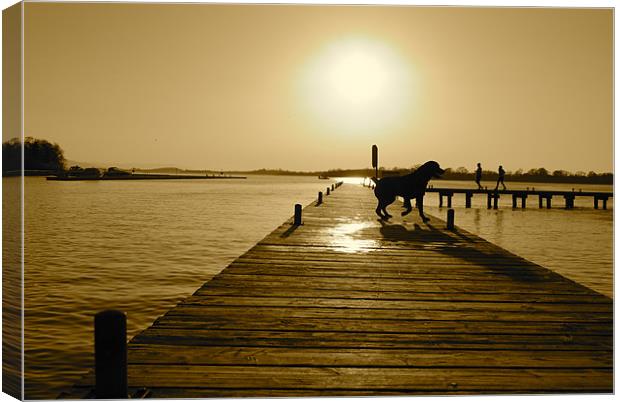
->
[401,198,413,216]
[417,195,430,223]
[381,196,395,219]
[375,202,386,219]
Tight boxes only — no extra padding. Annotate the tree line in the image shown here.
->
[323,166,613,184]
[3,137,66,174]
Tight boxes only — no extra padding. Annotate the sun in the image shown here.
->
[299,36,413,135]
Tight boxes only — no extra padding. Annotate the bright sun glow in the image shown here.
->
[300,36,413,135]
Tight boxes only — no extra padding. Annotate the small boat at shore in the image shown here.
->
[318,175,329,180]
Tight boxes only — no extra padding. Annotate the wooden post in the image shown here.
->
[331,184,334,191]
[546,196,551,209]
[539,195,543,209]
[317,191,323,205]
[95,310,127,399]
[487,193,492,209]
[438,193,443,208]
[521,194,527,209]
[372,145,378,180]
[493,194,499,209]
[594,197,599,209]
[447,209,455,230]
[294,204,302,225]
[447,194,452,208]
[326,187,330,195]
[512,194,517,208]
[603,197,608,210]
[465,193,472,208]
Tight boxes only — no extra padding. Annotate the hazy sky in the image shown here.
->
[24,4,612,172]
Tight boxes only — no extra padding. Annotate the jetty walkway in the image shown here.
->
[65,183,612,397]
[423,187,613,209]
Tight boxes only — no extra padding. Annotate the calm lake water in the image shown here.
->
[10,175,613,399]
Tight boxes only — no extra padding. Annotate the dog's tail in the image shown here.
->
[370,177,379,184]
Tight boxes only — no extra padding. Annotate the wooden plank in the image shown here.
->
[182,295,613,313]
[132,328,612,350]
[163,305,611,323]
[146,318,613,339]
[127,344,613,368]
[75,365,612,392]
[194,286,612,304]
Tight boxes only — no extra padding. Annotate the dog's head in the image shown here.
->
[417,161,445,179]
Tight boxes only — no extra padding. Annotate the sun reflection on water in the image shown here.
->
[326,221,379,253]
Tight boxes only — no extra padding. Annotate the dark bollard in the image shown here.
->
[439,193,443,208]
[95,310,127,399]
[594,197,599,209]
[465,193,472,208]
[603,198,608,210]
[546,196,552,209]
[326,187,330,195]
[294,204,302,225]
[317,191,323,205]
[447,194,452,208]
[447,209,455,230]
[512,194,517,208]
[521,195,527,209]
[487,193,492,209]
[539,195,543,209]
[331,184,334,191]
[493,194,499,209]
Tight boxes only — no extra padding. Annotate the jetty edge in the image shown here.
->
[61,182,612,398]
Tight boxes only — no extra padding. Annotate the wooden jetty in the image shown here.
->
[424,187,613,210]
[64,183,612,398]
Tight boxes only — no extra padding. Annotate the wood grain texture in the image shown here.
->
[63,183,613,398]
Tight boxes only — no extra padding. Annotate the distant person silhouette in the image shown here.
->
[495,165,506,191]
[475,163,483,190]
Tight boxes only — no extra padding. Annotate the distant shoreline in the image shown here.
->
[6,169,612,186]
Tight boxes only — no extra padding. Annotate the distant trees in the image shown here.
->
[3,137,66,174]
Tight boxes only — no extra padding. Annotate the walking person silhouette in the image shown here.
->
[495,165,506,190]
[475,163,483,190]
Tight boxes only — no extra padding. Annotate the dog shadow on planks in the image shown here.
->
[378,220,556,284]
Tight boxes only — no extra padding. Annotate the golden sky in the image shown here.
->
[24,4,612,172]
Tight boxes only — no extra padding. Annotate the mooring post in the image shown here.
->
[326,187,330,195]
[447,209,455,230]
[465,192,472,208]
[603,197,608,210]
[594,197,599,209]
[546,195,551,209]
[294,204,302,225]
[95,310,127,399]
[331,184,334,191]
[512,194,517,208]
[493,193,499,209]
[439,193,443,208]
[447,194,452,208]
[487,193,492,209]
[521,194,527,209]
[317,191,323,205]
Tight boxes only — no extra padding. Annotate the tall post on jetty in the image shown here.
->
[95,310,127,399]
[372,145,378,180]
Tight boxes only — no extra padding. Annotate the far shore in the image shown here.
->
[4,168,613,186]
